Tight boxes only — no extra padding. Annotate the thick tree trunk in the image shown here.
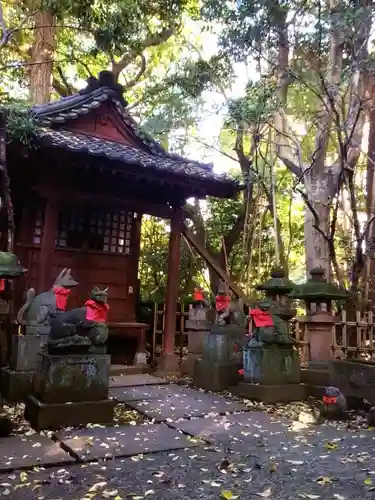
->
[29,11,56,104]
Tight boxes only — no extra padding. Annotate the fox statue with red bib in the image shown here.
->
[17,268,78,335]
[48,286,109,351]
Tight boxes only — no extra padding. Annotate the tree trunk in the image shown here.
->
[29,11,56,104]
[303,187,330,277]
[365,78,375,308]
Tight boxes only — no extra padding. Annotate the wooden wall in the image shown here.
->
[14,198,142,322]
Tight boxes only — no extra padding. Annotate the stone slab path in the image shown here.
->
[110,383,197,401]
[55,423,197,461]
[125,392,249,422]
[0,433,75,471]
[1,374,375,499]
[109,374,168,388]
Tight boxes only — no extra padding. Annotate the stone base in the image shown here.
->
[133,351,148,366]
[155,353,180,376]
[301,367,329,387]
[303,383,326,399]
[25,395,116,431]
[230,382,306,404]
[10,334,48,371]
[181,353,199,376]
[193,358,239,392]
[0,367,34,403]
[34,352,111,403]
[329,359,375,402]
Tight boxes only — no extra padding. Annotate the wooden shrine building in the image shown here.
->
[6,71,239,370]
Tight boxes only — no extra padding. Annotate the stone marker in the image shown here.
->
[55,423,197,461]
[1,334,48,403]
[181,303,214,376]
[0,433,75,471]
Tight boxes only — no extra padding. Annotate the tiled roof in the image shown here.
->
[30,71,240,197]
[37,128,234,185]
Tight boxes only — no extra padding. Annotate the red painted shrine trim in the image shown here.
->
[249,308,274,327]
[53,287,71,310]
[85,299,109,322]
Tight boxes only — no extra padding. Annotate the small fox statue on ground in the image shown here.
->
[319,386,348,420]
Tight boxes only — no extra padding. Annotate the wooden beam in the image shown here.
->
[182,225,250,306]
[32,185,173,219]
[39,198,58,291]
[163,206,183,356]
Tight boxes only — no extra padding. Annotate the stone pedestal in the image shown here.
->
[1,334,48,402]
[181,307,213,376]
[329,359,375,403]
[231,344,304,403]
[299,314,337,396]
[193,326,245,391]
[25,352,115,430]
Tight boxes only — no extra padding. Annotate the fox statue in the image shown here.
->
[48,286,109,349]
[17,268,79,334]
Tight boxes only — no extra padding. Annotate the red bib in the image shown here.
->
[85,300,109,323]
[216,295,230,312]
[249,309,274,327]
[323,396,337,404]
[53,287,71,311]
[193,289,205,301]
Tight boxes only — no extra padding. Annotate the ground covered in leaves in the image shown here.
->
[1,377,375,499]
[0,404,375,498]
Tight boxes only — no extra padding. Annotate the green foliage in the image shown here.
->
[2,103,37,146]
[138,216,204,302]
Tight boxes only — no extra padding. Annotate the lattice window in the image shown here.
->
[32,199,45,245]
[56,205,133,254]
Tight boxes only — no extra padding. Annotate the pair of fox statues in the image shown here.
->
[17,268,109,349]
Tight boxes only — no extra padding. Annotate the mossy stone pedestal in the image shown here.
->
[193,325,245,391]
[24,351,115,430]
[231,343,304,403]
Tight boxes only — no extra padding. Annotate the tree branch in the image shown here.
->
[279,156,301,177]
[123,54,147,90]
[112,26,176,80]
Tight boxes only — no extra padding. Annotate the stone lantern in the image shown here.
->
[288,267,349,391]
[256,267,296,321]
[0,252,26,435]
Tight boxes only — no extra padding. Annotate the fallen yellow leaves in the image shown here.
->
[315,476,332,485]
[324,441,339,451]
[221,490,239,499]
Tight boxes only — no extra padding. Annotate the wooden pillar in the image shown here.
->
[39,198,58,292]
[157,204,183,373]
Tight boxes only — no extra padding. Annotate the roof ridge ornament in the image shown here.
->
[79,71,127,105]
